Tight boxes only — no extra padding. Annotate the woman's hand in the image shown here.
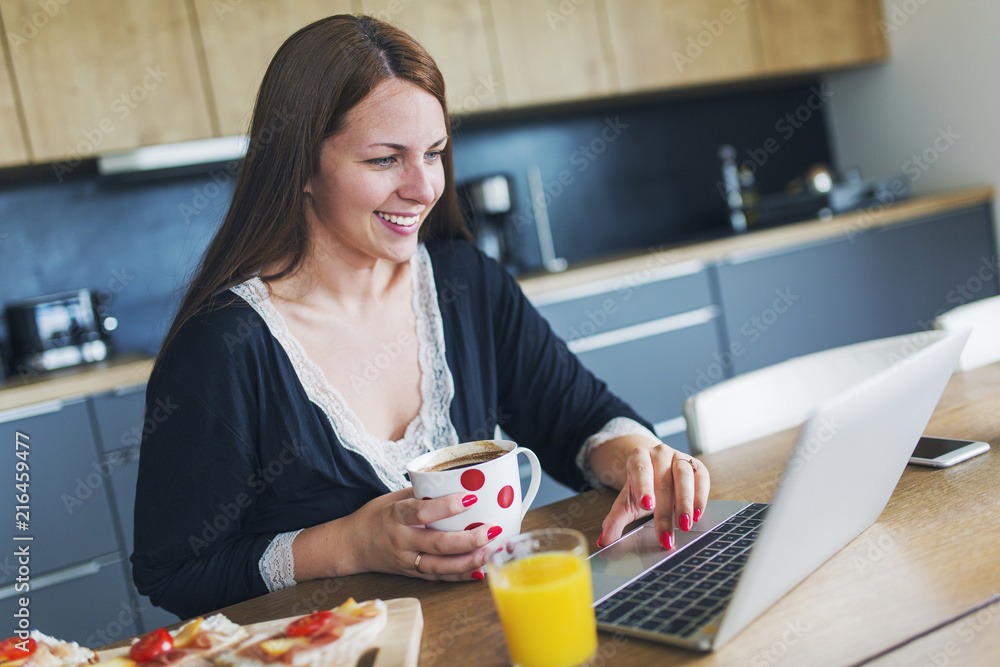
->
[294,488,502,582]
[590,438,710,551]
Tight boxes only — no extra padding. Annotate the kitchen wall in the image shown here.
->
[454,82,834,270]
[0,169,230,358]
[825,0,999,250]
[0,81,833,362]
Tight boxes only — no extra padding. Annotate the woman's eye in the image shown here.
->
[368,156,396,167]
[425,151,442,161]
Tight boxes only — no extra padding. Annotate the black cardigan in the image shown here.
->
[131,239,650,618]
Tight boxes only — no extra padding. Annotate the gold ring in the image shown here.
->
[413,552,423,573]
[678,457,698,471]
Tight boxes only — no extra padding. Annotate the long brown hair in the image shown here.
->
[160,14,470,357]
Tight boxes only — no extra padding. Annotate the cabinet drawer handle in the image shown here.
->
[0,559,104,600]
[529,260,705,307]
[567,306,719,354]
[0,400,65,423]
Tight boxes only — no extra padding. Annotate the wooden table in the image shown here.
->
[110,362,1000,665]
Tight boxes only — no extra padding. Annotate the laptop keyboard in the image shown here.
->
[594,503,769,640]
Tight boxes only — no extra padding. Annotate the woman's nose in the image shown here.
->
[398,162,437,204]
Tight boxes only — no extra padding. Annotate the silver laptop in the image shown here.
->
[589,330,970,651]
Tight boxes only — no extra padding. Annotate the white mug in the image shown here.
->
[406,440,541,538]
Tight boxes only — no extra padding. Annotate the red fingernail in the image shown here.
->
[462,495,477,507]
[660,531,674,550]
[487,526,503,540]
[471,571,485,580]
[694,508,702,523]
[679,513,692,532]
[641,494,654,511]
[596,532,604,548]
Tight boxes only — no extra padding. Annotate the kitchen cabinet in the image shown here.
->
[0,399,132,645]
[521,192,996,451]
[0,0,214,163]
[0,400,119,577]
[361,0,502,115]
[0,0,889,167]
[0,40,29,165]
[712,203,997,375]
[604,0,764,92]
[192,0,352,137]
[488,0,613,107]
[755,0,887,75]
[89,388,180,634]
[0,553,138,649]
[531,261,726,454]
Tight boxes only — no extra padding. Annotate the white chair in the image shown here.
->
[683,331,950,455]
[934,294,1000,371]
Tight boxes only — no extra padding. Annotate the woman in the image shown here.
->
[131,14,709,619]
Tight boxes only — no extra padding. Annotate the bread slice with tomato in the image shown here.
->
[214,598,388,667]
[0,632,98,666]
[96,614,248,667]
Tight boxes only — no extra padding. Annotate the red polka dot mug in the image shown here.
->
[406,440,542,538]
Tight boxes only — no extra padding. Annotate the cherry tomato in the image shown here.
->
[129,628,173,662]
[0,637,36,662]
[285,611,334,637]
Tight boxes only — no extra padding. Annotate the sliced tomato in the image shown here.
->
[129,628,173,662]
[0,637,36,662]
[285,610,334,637]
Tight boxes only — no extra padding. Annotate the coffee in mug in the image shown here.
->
[422,442,508,472]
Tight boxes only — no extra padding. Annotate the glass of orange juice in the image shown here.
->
[486,528,597,667]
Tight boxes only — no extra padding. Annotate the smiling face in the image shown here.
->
[303,77,448,267]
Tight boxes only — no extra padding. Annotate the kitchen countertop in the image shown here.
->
[1,185,993,414]
[0,354,154,414]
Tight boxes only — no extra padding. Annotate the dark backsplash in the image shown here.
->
[0,172,230,359]
[452,82,834,270]
[0,81,832,362]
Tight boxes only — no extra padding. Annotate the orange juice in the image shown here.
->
[489,551,597,667]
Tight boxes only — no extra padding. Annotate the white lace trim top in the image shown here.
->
[259,529,301,591]
[233,245,659,593]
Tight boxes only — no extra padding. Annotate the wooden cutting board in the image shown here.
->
[363,597,423,667]
[100,598,423,667]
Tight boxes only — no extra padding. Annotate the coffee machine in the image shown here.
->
[457,174,522,272]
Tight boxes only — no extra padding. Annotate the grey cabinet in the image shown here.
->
[0,401,119,578]
[535,262,715,343]
[90,388,147,454]
[574,320,723,431]
[0,554,138,648]
[533,262,726,455]
[713,203,999,374]
[0,400,130,646]
[89,388,180,634]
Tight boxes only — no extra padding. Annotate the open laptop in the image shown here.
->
[588,329,970,651]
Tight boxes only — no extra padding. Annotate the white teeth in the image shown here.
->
[378,212,418,226]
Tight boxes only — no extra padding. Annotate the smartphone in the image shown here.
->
[909,436,990,468]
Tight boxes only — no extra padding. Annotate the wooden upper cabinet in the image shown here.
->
[0,39,29,165]
[755,0,888,74]
[361,0,501,116]
[192,0,352,137]
[604,0,765,93]
[489,0,613,107]
[0,0,214,162]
